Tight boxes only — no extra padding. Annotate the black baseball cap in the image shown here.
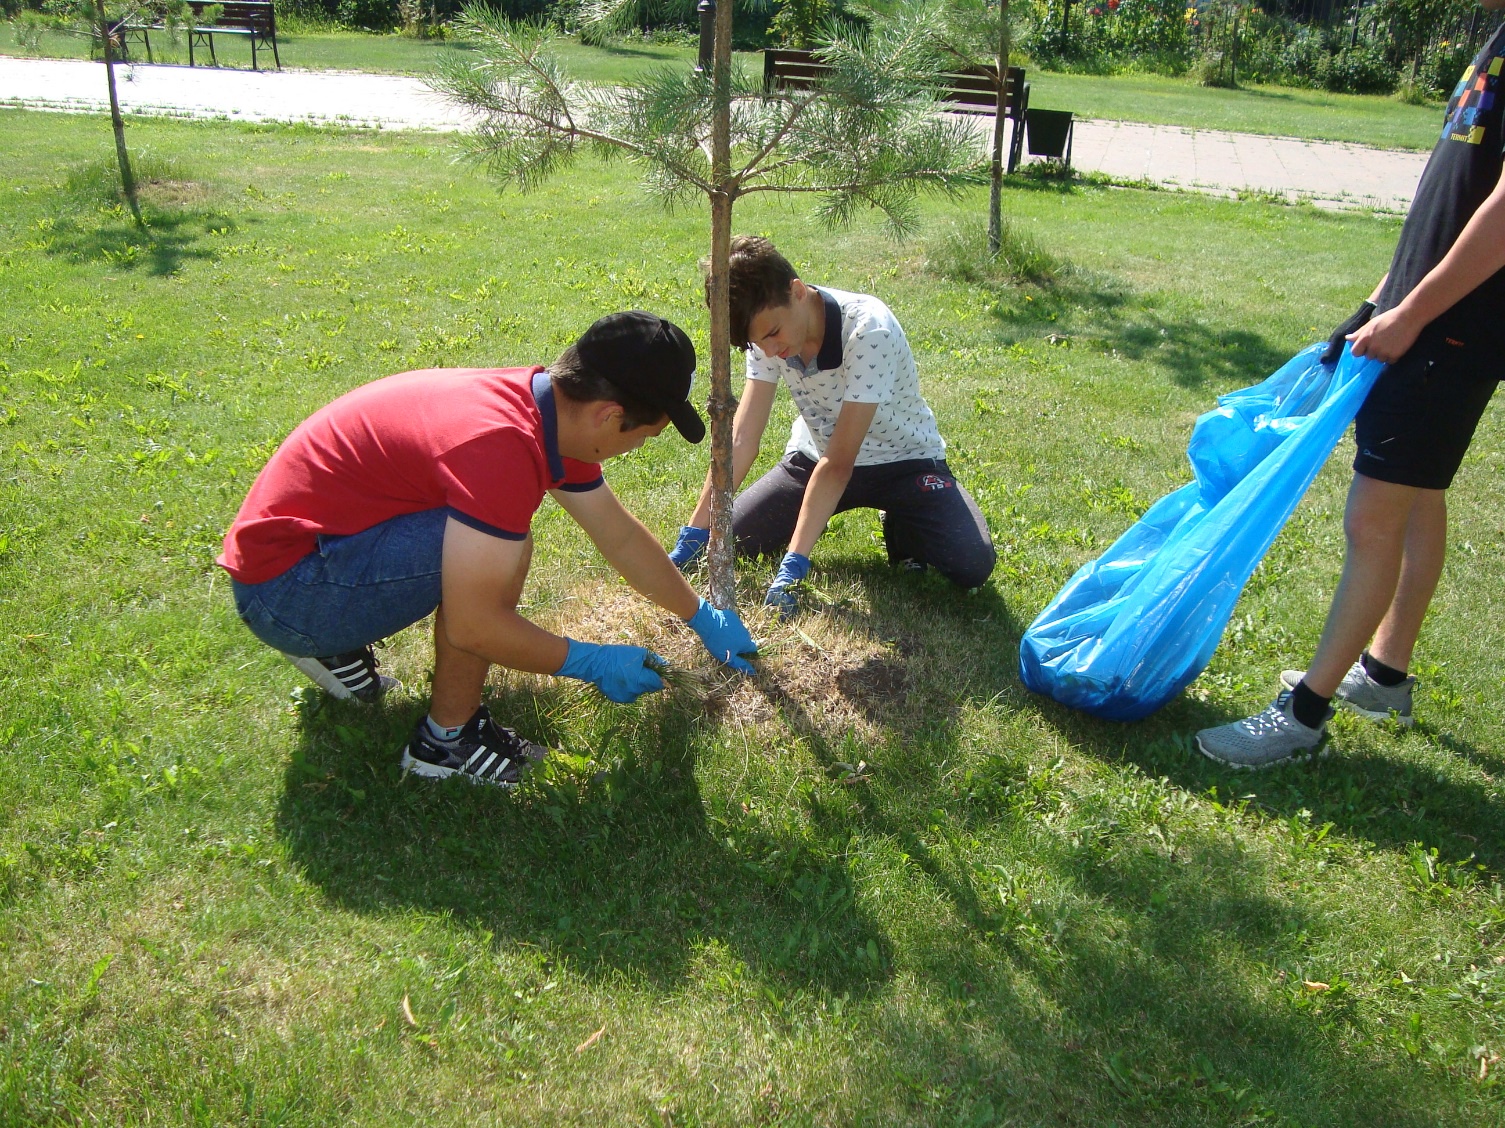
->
[575,311,705,444]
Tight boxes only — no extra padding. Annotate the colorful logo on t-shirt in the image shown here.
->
[1442,50,1504,145]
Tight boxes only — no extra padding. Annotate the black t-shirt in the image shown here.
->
[1379,20,1505,349]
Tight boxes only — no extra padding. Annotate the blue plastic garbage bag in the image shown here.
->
[1018,343,1384,721]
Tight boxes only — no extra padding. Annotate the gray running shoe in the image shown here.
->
[1280,661,1415,727]
[1195,690,1331,770]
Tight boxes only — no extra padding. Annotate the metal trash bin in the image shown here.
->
[1026,109,1074,167]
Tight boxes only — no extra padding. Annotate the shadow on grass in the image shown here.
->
[43,206,235,276]
[1023,677,1505,874]
[984,271,1290,391]
[273,679,895,999]
[42,162,243,277]
[1238,87,1299,102]
[859,828,1476,1125]
[267,560,1489,1122]
[935,181,1294,390]
[590,41,682,59]
[739,565,1476,1123]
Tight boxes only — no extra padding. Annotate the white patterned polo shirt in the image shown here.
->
[745,286,946,466]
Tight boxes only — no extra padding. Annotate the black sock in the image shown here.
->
[1290,680,1331,729]
[1361,650,1408,687]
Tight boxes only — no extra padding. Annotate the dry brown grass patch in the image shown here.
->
[137,178,213,207]
[509,584,916,747]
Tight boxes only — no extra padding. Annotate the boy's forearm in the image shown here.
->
[603,515,701,619]
[787,459,853,559]
[442,605,570,675]
[688,470,717,529]
[687,431,763,528]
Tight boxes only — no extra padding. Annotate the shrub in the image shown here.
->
[1420,37,1474,99]
[770,0,833,49]
[1322,41,1397,94]
[11,8,47,47]
[1017,0,1485,96]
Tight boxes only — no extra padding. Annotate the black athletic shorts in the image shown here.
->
[1353,333,1500,490]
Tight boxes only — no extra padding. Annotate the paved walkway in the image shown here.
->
[0,56,1430,212]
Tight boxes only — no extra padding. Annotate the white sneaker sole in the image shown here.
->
[286,654,355,699]
[1279,670,1414,728]
[399,748,519,788]
[1194,732,1328,771]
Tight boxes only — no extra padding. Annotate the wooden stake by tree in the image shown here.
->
[430,2,983,610]
[72,0,191,227]
[929,0,1013,256]
[91,0,143,226]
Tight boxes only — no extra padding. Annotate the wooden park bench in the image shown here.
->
[120,0,280,71]
[763,48,1030,173]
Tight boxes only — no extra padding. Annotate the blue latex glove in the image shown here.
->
[764,551,811,620]
[686,597,758,674]
[556,639,664,703]
[668,525,709,571]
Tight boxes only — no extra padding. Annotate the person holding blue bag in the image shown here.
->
[1197,0,1505,768]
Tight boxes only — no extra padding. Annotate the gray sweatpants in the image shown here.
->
[732,452,997,590]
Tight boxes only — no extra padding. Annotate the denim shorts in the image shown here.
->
[231,508,448,658]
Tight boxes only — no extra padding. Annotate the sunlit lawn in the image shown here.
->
[1,107,1502,1125]
[2,19,1443,149]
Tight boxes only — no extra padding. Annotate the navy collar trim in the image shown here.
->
[780,286,845,374]
[532,369,566,484]
[814,287,844,371]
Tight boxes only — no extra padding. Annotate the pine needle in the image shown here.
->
[644,654,714,691]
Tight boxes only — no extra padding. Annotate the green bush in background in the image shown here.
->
[2,0,1493,92]
[1017,0,1494,97]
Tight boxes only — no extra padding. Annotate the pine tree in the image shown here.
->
[73,0,193,227]
[430,2,983,610]
[927,0,1015,255]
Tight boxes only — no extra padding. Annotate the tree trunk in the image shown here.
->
[987,2,1011,257]
[96,0,143,227]
[704,0,738,612]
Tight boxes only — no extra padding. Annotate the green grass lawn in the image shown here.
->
[1,20,1443,149]
[0,22,752,84]
[2,108,1503,1125]
[1026,70,1442,151]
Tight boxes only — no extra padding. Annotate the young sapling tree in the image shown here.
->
[429,1,984,611]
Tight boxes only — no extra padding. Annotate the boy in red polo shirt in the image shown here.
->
[220,312,756,787]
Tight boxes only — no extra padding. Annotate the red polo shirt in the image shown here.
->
[219,367,603,584]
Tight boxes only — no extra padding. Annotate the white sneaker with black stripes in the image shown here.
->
[285,646,398,702]
[399,704,549,789]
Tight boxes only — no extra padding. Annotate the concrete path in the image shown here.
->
[0,55,1430,212]
[1068,118,1428,212]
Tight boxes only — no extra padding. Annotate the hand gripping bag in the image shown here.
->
[1018,343,1384,721]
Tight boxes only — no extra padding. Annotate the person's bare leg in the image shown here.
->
[429,537,533,727]
[1367,488,1447,673]
[1302,475,1422,697]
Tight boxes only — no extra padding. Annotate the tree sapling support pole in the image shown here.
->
[704,0,738,612]
[95,0,143,226]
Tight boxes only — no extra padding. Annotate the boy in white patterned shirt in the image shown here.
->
[669,236,996,616]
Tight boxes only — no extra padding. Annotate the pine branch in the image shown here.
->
[730,87,824,190]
